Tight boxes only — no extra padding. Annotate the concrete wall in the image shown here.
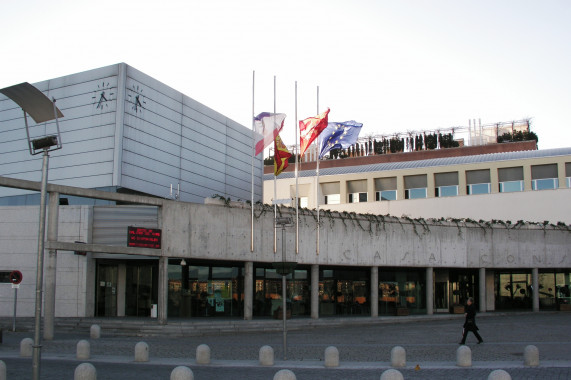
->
[0,205,91,317]
[172,200,571,269]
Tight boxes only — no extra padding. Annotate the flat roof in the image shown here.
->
[264,147,571,180]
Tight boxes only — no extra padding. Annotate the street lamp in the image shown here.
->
[0,82,63,380]
[272,216,295,360]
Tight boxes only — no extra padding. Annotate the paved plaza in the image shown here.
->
[1,311,570,379]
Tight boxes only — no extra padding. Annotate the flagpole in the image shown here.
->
[316,86,320,256]
[251,70,255,252]
[295,81,299,254]
[273,75,277,254]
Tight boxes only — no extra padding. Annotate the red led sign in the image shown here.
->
[127,226,162,249]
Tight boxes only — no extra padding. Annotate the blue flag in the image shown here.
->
[319,120,363,159]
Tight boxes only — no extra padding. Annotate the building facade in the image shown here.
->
[0,63,262,205]
[0,66,570,327]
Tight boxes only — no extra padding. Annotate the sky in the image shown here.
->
[2,0,571,152]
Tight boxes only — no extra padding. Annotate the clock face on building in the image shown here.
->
[128,84,146,113]
[92,81,114,111]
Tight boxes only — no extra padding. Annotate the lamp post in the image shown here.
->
[0,83,63,380]
[272,216,295,360]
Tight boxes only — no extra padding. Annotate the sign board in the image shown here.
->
[0,270,22,284]
[127,226,162,249]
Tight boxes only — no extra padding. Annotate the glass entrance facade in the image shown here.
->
[319,267,370,317]
[379,268,426,315]
[167,259,244,318]
[254,266,310,318]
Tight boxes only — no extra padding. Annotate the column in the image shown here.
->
[311,264,319,319]
[479,268,486,313]
[157,256,168,324]
[43,191,59,340]
[532,268,539,312]
[244,261,253,320]
[370,266,378,317]
[426,267,433,315]
[117,264,126,317]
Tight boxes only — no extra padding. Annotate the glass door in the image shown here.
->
[96,264,117,317]
[434,281,448,312]
[125,263,157,317]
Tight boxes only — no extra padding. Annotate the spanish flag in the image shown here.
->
[274,134,291,176]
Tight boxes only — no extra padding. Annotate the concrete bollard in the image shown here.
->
[76,339,91,360]
[456,345,472,367]
[488,369,512,380]
[90,324,101,339]
[380,369,404,380]
[74,363,97,380]
[390,346,406,368]
[20,337,33,357]
[196,344,211,364]
[273,369,296,380]
[134,341,149,362]
[524,345,539,366]
[0,359,6,380]
[170,366,194,380]
[259,345,274,366]
[324,346,339,368]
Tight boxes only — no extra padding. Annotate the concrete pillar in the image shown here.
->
[524,345,539,366]
[170,366,194,380]
[158,256,168,324]
[456,345,472,367]
[196,344,211,364]
[90,324,101,339]
[273,369,296,380]
[380,369,404,380]
[532,268,539,312]
[20,337,33,357]
[479,268,486,313]
[371,266,378,317]
[324,346,339,367]
[488,369,512,380]
[259,345,274,366]
[311,264,319,319]
[244,261,253,320]
[426,267,433,315]
[117,263,126,317]
[76,340,90,360]
[390,346,406,368]
[74,363,96,380]
[44,191,59,340]
[134,341,149,362]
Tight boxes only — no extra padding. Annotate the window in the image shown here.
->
[404,175,427,199]
[376,190,397,201]
[436,185,458,197]
[466,169,491,195]
[468,183,491,195]
[298,197,308,208]
[349,192,368,203]
[435,172,458,197]
[321,182,340,205]
[324,194,340,205]
[347,180,367,203]
[498,167,523,193]
[531,164,558,191]
[567,163,571,188]
[375,177,397,201]
[405,188,427,199]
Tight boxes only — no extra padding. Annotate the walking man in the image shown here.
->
[459,297,483,344]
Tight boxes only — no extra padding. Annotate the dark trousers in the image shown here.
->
[460,328,483,344]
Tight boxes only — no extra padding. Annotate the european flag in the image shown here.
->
[319,120,363,159]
